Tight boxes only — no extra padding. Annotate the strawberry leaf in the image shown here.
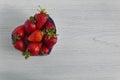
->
[23,50,30,59]
[12,35,20,43]
[29,16,36,23]
[41,9,46,13]
[37,5,48,15]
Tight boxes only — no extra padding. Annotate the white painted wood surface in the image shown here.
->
[1,0,120,80]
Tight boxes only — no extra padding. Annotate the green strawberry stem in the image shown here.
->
[12,35,20,43]
[37,5,48,14]
[41,9,46,13]
[29,16,36,23]
[46,29,56,33]
[46,29,57,36]
[23,49,30,59]
[42,28,57,39]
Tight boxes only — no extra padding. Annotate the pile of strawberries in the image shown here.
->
[12,7,57,59]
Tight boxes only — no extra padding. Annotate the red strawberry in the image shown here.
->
[28,30,43,42]
[24,20,36,34]
[27,42,42,56]
[14,40,25,52]
[43,35,57,49]
[40,46,49,55]
[35,9,48,29]
[12,25,25,41]
[45,19,55,30]
[44,19,56,34]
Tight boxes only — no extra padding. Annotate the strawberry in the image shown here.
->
[45,18,55,30]
[24,19,36,34]
[43,35,57,49]
[28,30,43,42]
[43,19,56,35]
[23,42,42,59]
[40,46,49,55]
[12,25,25,41]
[14,40,25,52]
[35,9,48,29]
[27,42,42,56]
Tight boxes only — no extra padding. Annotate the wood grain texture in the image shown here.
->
[1,0,120,80]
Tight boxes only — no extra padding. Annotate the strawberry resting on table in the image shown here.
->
[12,7,57,59]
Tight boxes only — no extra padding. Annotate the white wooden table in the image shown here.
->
[1,0,120,80]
